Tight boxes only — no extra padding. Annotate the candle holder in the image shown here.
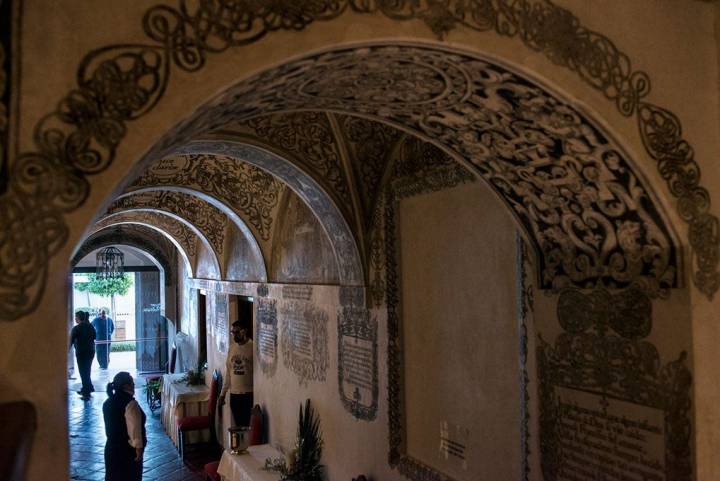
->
[228,426,250,454]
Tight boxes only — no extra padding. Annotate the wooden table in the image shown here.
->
[217,444,284,481]
[160,373,210,446]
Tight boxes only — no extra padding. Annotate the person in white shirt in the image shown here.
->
[219,321,254,427]
[102,371,146,481]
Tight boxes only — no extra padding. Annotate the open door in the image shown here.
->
[135,271,167,373]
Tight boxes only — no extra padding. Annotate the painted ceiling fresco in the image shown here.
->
[95,94,682,296]
[159,45,682,296]
[108,191,228,256]
[2,0,713,320]
[128,155,284,243]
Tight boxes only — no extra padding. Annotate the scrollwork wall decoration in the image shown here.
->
[108,191,228,255]
[129,154,281,241]
[237,112,353,211]
[94,211,198,258]
[0,0,715,324]
[170,45,681,296]
[337,305,379,421]
[517,234,533,481]
[256,297,278,378]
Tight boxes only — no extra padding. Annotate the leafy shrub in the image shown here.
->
[110,341,136,352]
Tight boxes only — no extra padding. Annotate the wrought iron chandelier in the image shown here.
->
[96,246,124,280]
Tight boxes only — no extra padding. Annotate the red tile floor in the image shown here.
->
[68,352,207,481]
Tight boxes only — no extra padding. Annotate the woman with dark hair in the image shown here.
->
[103,371,146,481]
[69,310,95,400]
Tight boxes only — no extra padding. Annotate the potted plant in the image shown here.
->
[265,399,324,481]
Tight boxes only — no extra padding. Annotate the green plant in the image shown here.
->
[75,274,132,323]
[110,341,136,352]
[180,360,207,386]
[265,399,324,481]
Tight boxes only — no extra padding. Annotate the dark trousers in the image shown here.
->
[76,351,95,395]
[97,343,110,368]
[230,393,253,427]
[105,442,142,481]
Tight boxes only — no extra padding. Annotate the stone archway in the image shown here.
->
[144,43,682,298]
[2,3,719,481]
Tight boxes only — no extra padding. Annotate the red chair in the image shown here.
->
[176,369,222,459]
[203,461,220,481]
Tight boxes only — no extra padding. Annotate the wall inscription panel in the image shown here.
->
[553,387,665,481]
[281,300,328,384]
[338,306,378,421]
[256,298,278,377]
[538,287,692,481]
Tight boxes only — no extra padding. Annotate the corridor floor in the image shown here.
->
[68,353,205,481]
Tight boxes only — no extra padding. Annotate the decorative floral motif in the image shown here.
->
[130,155,282,241]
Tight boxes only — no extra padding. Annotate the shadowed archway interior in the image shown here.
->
[63,42,690,481]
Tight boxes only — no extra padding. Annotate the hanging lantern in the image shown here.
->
[96,246,124,280]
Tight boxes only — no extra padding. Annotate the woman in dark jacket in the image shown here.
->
[69,310,95,399]
[103,372,146,481]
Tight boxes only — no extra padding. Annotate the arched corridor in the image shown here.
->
[1,2,720,481]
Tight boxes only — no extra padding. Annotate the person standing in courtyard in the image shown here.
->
[103,371,146,481]
[219,321,254,427]
[69,310,95,400]
[92,309,115,369]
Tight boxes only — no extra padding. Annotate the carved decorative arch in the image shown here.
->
[164,142,364,286]
[107,191,227,256]
[0,1,713,317]
[113,188,268,281]
[149,45,681,297]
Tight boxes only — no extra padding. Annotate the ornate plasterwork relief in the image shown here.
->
[108,191,228,255]
[175,141,363,285]
[0,0,712,321]
[233,111,354,212]
[178,45,680,296]
[128,154,283,243]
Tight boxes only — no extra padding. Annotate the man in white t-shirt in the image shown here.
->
[219,321,254,427]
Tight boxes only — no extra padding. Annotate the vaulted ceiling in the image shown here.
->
[76,45,682,297]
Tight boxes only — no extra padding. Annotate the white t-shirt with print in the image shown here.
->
[221,340,253,395]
